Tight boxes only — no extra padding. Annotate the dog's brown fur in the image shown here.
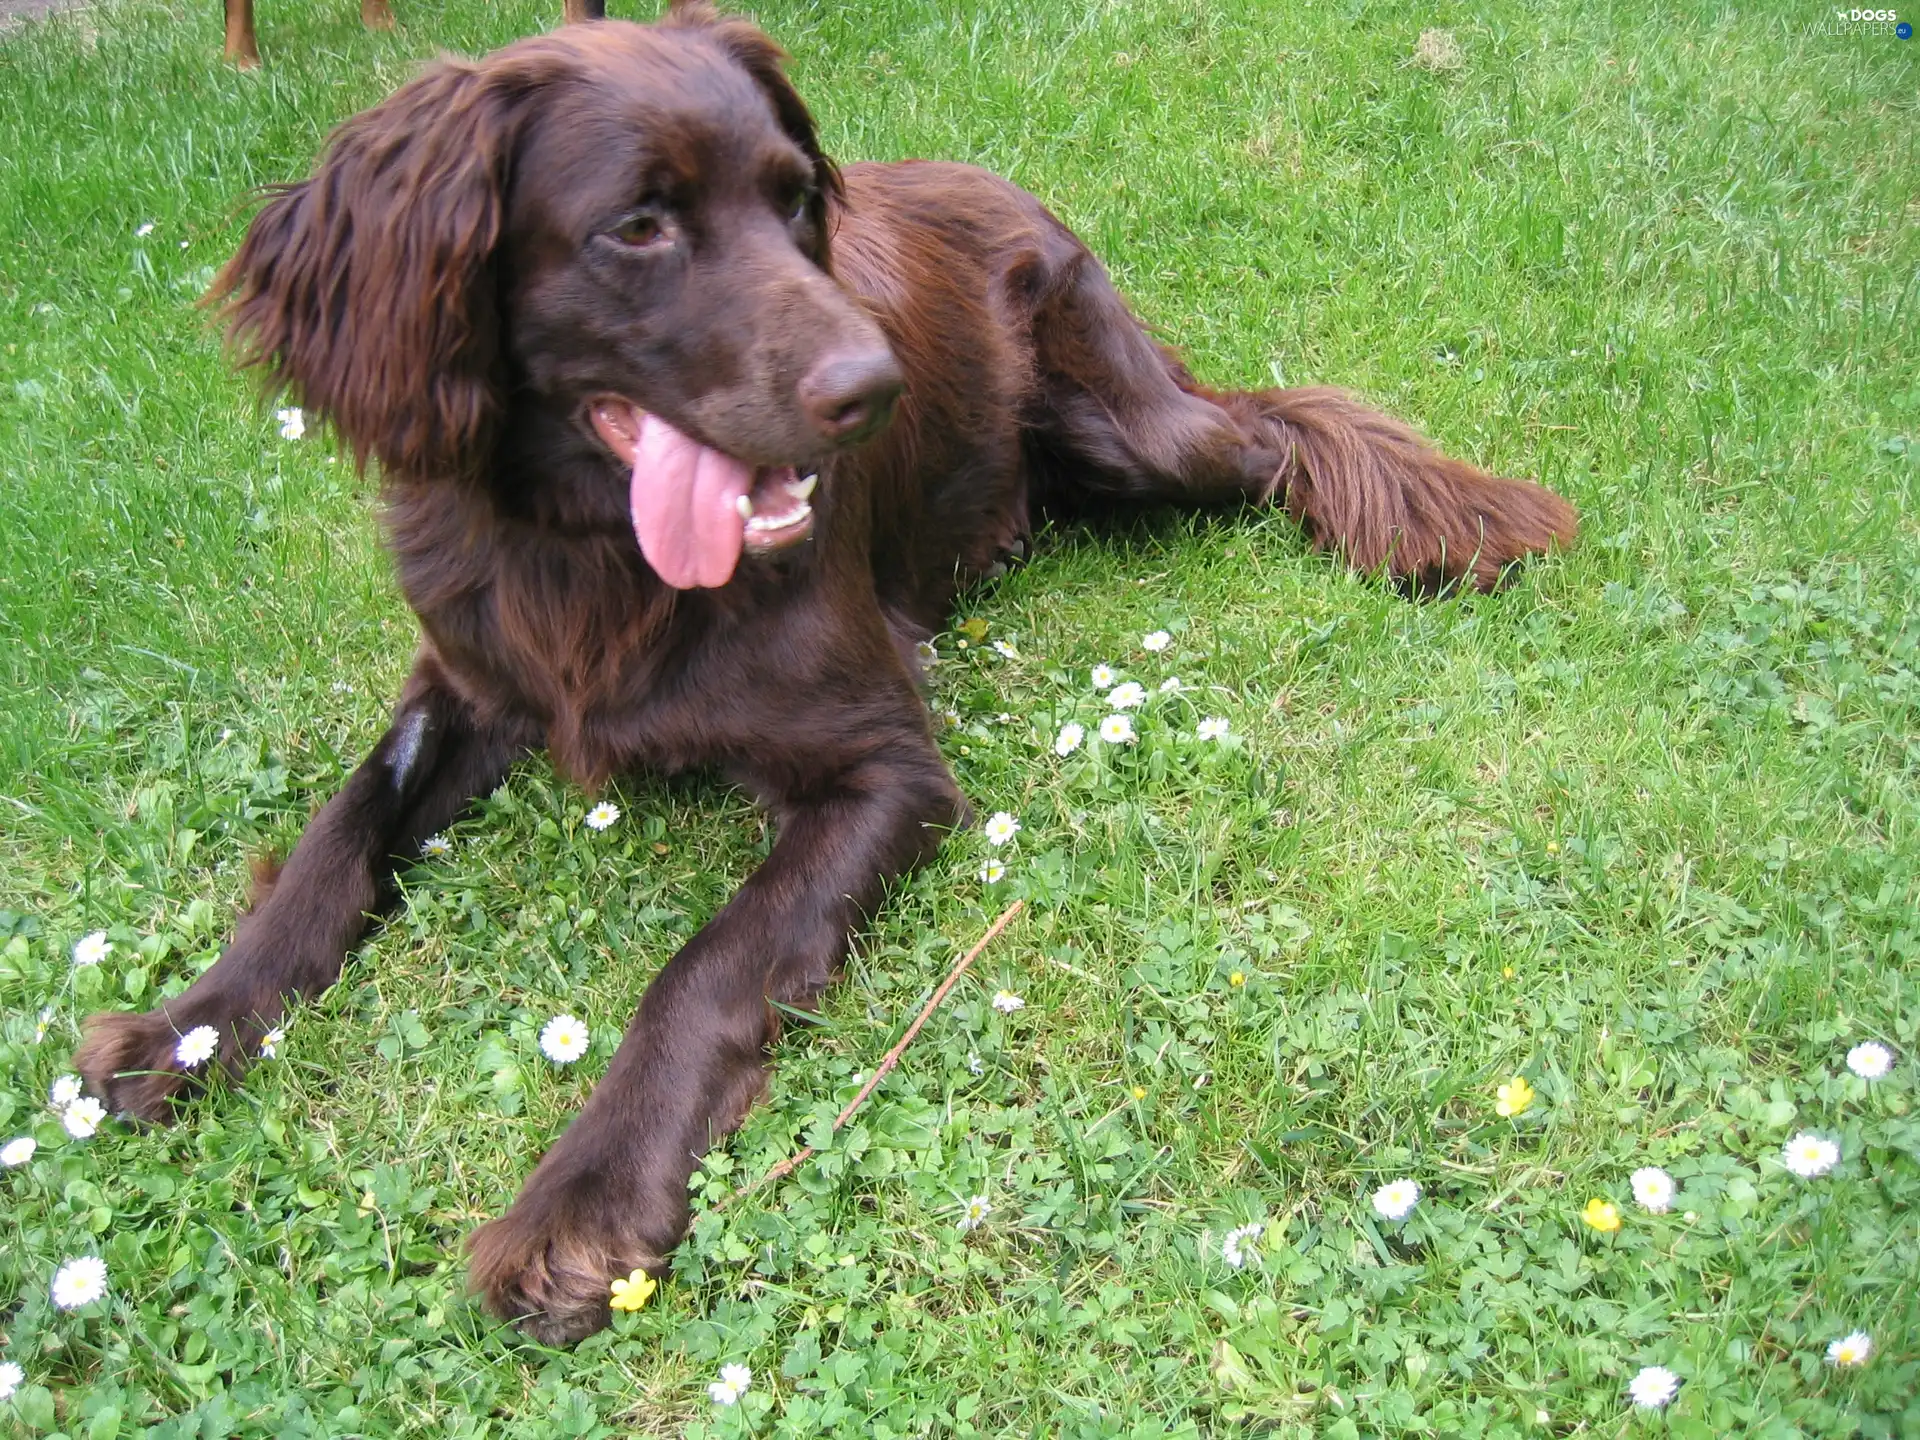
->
[78,7,1575,1344]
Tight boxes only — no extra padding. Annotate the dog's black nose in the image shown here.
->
[798,349,904,445]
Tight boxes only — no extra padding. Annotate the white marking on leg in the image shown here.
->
[388,710,428,789]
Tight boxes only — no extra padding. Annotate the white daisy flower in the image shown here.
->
[980,859,1006,884]
[50,1255,108,1310]
[992,639,1019,659]
[995,712,1014,725]
[1142,630,1171,652]
[276,406,305,440]
[539,1014,590,1064]
[63,1097,105,1139]
[50,1074,83,1109]
[259,1027,285,1059]
[1630,1166,1675,1214]
[583,801,621,831]
[1372,1178,1421,1221]
[982,811,1020,846]
[957,1194,992,1232]
[1053,722,1084,756]
[940,708,961,729]
[1826,1331,1872,1367]
[1782,1132,1839,1178]
[1626,1365,1680,1410]
[1106,681,1146,710]
[175,1025,220,1068]
[1158,676,1183,693]
[34,1005,54,1043]
[1196,717,1230,741]
[0,1361,21,1401]
[708,1362,752,1406]
[2,1136,37,1167]
[1846,1041,1893,1080]
[991,989,1025,1013]
[135,221,155,238]
[419,833,452,858]
[966,1051,984,1076]
[915,640,938,664]
[1220,1220,1264,1268]
[1098,714,1135,745]
[1091,664,1117,690]
[72,931,111,967]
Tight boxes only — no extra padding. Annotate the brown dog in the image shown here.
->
[78,5,1575,1343]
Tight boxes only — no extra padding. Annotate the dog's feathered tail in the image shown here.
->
[1023,231,1577,592]
[1211,385,1577,591]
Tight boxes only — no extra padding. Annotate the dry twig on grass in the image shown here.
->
[722,899,1026,1209]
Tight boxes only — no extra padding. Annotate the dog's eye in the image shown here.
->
[785,187,815,225]
[612,208,670,249]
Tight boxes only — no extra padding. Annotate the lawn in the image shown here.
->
[1,0,1916,1435]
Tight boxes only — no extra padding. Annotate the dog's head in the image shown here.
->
[210,6,900,588]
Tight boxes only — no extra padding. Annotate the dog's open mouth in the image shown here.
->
[589,398,817,590]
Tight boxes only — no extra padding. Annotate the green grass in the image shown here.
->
[2,0,1917,1434]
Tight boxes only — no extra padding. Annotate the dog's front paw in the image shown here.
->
[74,1008,250,1122]
[467,1173,674,1345]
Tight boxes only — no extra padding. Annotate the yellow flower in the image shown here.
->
[1545,841,1560,855]
[1495,1075,1536,1117]
[1228,971,1246,987]
[1131,1085,1147,1100]
[609,1268,657,1312]
[1581,1198,1621,1233]
[1501,966,1515,980]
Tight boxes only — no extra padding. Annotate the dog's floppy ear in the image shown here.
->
[208,57,544,478]
[666,3,842,225]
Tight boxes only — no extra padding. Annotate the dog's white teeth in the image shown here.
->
[735,495,755,520]
[744,499,813,534]
[791,473,818,501]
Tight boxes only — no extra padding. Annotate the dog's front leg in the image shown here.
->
[75,658,533,1120]
[468,733,963,1345]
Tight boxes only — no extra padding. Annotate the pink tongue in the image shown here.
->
[628,413,752,589]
